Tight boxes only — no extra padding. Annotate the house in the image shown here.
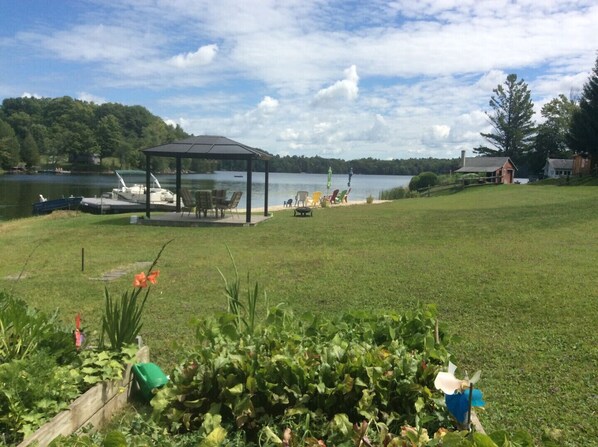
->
[455,151,517,184]
[543,158,573,178]
[572,154,591,176]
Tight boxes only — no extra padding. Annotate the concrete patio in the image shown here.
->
[135,210,273,227]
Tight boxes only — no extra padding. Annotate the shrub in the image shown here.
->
[409,172,439,191]
[379,186,411,200]
[151,303,453,444]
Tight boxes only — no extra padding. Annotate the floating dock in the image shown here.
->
[79,198,177,214]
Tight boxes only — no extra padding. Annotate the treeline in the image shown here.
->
[223,155,459,176]
[0,96,460,175]
[0,96,203,172]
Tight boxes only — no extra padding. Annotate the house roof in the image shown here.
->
[546,158,573,170]
[142,135,272,160]
[456,157,516,173]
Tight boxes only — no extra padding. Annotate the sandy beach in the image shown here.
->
[237,199,388,213]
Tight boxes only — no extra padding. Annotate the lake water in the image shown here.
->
[0,171,413,221]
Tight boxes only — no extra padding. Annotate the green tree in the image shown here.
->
[0,119,20,169]
[529,94,579,174]
[477,74,536,166]
[96,114,122,167]
[567,54,598,172]
[20,131,40,168]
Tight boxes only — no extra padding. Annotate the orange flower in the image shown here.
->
[147,270,160,284]
[133,272,147,288]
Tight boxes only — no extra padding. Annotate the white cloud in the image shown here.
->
[4,0,598,160]
[21,92,42,99]
[257,96,279,114]
[168,44,218,68]
[312,65,359,107]
[78,92,106,104]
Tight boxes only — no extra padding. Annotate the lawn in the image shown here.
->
[1,183,597,445]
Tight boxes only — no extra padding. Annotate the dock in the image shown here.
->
[79,198,177,214]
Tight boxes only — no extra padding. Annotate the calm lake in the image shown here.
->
[0,171,413,221]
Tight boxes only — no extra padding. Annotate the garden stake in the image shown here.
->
[81,247,85,272]
[467,383,474,431]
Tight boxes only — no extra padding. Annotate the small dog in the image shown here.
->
[284,198,293,207]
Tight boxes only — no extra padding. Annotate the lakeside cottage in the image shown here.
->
[543,158,573,178]
[455,151,516,184]
[542,155,591,179]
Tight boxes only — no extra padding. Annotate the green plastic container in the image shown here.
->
[132,362,168,401]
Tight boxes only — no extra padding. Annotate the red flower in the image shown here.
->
[133,272,147,288]
[147,270,160,284]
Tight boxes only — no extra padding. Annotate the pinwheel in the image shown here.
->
[434,361,485,427]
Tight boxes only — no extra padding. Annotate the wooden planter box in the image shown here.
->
[17,346,150,447]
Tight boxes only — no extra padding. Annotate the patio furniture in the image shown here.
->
[180,188,195,216]
[212,189,228,217]
[195,190,215,218]
[335,188,351,204]
[223,191,243,218]
[309,191,322,207]
[327,189,340,204]
[295,190,309,207]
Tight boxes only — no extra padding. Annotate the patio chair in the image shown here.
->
[295,190,309,207]
[327,189,340,204]
[212,189,228,217]
[180,188,195,216]
[223,191,243,218]
[336,188,351,204]
[309,191,322,207]
[195,190,215,218]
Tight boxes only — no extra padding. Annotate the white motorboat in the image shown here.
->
[108,171,176,204]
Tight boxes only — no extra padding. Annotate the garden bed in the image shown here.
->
[17,346,149,447]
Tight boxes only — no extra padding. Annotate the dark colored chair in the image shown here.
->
[180,188,195,216]
[195,190,214,218]
[223,191,243,218]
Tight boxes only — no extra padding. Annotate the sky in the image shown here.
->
[0,0,597,161]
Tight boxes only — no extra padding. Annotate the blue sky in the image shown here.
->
[1,0,597,160]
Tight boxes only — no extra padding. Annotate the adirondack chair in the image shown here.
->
[295,190,309,207]
[309,191,322,207]
[327,189,340,204]
[336,188,351,204]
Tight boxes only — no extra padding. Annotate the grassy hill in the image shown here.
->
[1,183,597,445]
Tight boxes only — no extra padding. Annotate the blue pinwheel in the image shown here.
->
[434,362,485,426]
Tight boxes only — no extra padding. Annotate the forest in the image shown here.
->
[0,96,459,176]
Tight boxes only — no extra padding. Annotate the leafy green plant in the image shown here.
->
[0,291,70,364]
[0,345,137,445]
[379,186,410,200]
[152,304,453,444]
[217,247,271,337]
[100,240,172,351]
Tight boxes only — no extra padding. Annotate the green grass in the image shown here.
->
[1,184,597,445]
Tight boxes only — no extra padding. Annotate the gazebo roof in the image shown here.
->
[142,135,271,160]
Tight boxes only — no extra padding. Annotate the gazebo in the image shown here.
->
[142,136,272,223]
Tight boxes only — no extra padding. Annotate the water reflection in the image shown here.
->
[0,171,413,221]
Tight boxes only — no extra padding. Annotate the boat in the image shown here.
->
[32,195,83,215]
[109,171,176,204]
[79,171,177,214]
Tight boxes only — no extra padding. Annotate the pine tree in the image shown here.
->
[477,74,536,166]
[567,54,598,172]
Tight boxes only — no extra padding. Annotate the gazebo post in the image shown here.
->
[246,158,252,223]
[175,157,182,212]
[145,154,151,219]
[264,160,269,216]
